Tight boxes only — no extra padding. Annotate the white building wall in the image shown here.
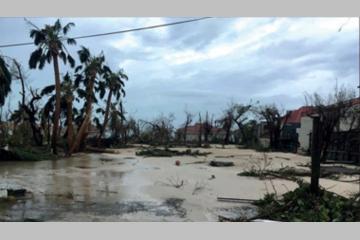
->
[297,116,313,153]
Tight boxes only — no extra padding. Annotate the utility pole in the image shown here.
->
[310,115,321,195]
[358,17,360,192]
[358,17,360,98]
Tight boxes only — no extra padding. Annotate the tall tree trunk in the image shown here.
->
[66,98,74,155]
[47,116,51,146]
[97,89,113,144]
[69,72,96,155]
[183,126,188,145]
[69,113,91,155]
[198,113,202,147]
[13,60,26,107]
[51,54,61,155]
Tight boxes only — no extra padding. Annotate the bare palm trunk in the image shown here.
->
[69,113,91,154]
[51,54,61,155]
[97,89,113,144]
[69,72,96,155]
[66,98,74,155]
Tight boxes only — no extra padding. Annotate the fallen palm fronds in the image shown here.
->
[220,181,360,222]
[156,176,186,189]
[192,181,208,195]
[135,147,211,157]
[237,166,342,181]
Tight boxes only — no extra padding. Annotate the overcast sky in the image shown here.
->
[0,17,358,126]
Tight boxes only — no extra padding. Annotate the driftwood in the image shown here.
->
[275,156,291,161]
[217,197,256,204]
[209,160,234,167]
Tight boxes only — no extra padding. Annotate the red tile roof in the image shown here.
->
[282,98,360,124]
[283,106,315,124]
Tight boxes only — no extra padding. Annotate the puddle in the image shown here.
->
[216,205,258,221]
[96,170,125,178]
[0,197,187,221]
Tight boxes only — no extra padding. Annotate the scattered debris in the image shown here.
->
[215,154,252,159]
[275,156,291,161]
[185,160,207,165]
[75,165,95,169]
[158,176,185,188]
[217,206,258,222]
[238,165,358,181]
[321,166,360,176]
[7,189,26,198]
[209,175,216,180]
[209,160,234,167]
[136,147,211,157]
[251,181,360,222]
[100,158,114,162]
[217,197,256,204]
[215,155,235,158]
[161,198,187,218]
[192,181,207,195]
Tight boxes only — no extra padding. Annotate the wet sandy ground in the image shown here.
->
[0,145,359,221]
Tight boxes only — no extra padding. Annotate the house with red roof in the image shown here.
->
[176,123,226,143]
[296,98,360,154]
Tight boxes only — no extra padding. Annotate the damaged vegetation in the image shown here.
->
[0,147,58,161]
[237,153,359,181]
[218,181,360,222]
[238,165,359,181]
[253,181,360,222]
[136,147,211,157]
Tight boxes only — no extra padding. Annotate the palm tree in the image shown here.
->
[0,55,12,106]
[61,74,76,153]
[40,73,77,154]
[28,19,76,154]
[69,47,106,154]
[97,68,128,143]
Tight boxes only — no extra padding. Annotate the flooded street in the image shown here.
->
[0,146,358,221]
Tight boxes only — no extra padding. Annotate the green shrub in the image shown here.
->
[253,181,360,221]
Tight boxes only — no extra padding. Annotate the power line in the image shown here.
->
[0,17,212,48]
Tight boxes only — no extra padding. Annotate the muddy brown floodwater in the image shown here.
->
[0,146,358,221]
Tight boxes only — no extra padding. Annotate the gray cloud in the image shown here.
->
[0,17,358,126]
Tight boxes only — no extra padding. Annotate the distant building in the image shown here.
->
[297,98,360,158]
[282,106,315,152]
[177,123,226,143]
[254,106,315,151]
